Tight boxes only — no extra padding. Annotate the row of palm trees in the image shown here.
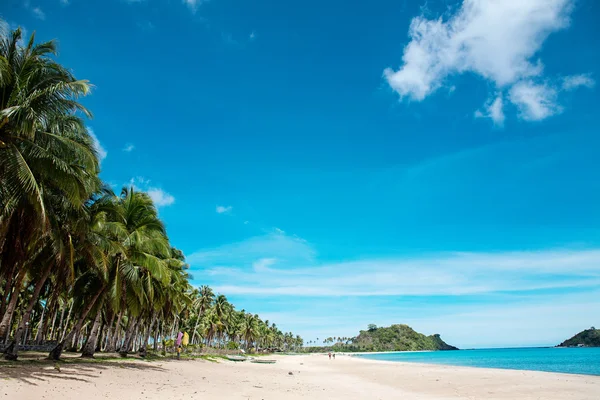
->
[0,23,301,360]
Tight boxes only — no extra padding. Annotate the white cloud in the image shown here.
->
[32,7,45,20]
[562,74,596,91]
[384,0,587,122]
[509,80,561,121]
[189,232,600,347]
[147,188,175,207]
[190,233,600,297]
[188,230,315,267]
[474,94,505,125]
[128,177,175,208]
[249,31,256,41]
[183,0,203,12]
[122,143,135,152]
[88,128,107,161]
[253,258,277,273]
[216,205,232,214]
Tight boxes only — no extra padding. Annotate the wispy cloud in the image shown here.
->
[122,143,135,152]
[509,80,561,121]
[190,232,600,297]
[88,128,107,161]
[384,0,592,122]
[188,230,315,268]
[474,94,505,125]
[562,74,596,91]
[188,231,600,346]
[249,31,256,41]
[128,177,175,208]
[183,0,203,13]
[60,0,70,5]
[216,205,232,214]
[147,188,175,207]
[32,7,45,20]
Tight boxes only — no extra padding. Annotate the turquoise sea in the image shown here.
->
[356,347,600,376]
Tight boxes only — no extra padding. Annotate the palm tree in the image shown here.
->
[0,22,304,360]
[191,285,213,344]
[0,24,99,344]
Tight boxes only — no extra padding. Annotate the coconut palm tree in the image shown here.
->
[191,285,214,344]
[0,24,99,344]
[0,23,303,360]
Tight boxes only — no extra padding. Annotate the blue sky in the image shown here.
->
[4,0,600,348]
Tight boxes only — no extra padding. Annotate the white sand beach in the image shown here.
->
[2,354,599,400]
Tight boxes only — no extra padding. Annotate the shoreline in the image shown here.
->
[3,353,599,399]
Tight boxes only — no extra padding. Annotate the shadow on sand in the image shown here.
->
[0,359,168,387]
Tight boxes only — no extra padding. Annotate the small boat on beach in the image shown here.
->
[251,359,276,364]
[226,355,247,362]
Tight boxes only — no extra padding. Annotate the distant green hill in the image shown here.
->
[558,327,600,347]
[349,324,458,352]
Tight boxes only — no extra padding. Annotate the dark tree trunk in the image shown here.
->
[60,302,73,341]
[0,270,26,339]
[106,309,123,352]
[140,313,157,357]
[119,316,138,357]
[0,264,17,318]
[81,309,102,357]
[48,307,58,342]
[48,286,105,361]
[96,317,106,352]
[4,264,52,360]
[153,319,159,351]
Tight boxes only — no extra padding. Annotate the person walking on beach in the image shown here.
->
[328,352,331,360]
[333,353,335,360]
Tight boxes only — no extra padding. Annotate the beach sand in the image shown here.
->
[2,353,599,399]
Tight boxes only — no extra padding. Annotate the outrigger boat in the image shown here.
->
[226,355,247,362]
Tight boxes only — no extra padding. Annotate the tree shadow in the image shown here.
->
[0,360,167,386]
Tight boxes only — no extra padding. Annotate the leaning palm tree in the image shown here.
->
[0,24,99,344]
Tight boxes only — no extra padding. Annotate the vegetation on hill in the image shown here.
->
[558,327,600,347]
[0,22,301,361]
[304,324,458,352]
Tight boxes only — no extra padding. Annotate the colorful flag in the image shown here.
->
[182,332,189,346]
[176,331,184,346]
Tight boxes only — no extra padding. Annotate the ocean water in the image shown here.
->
[356,347,600,376]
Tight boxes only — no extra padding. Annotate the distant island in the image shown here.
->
[351,324,459,352]
[558,327,600,347]
[304,324,458,352]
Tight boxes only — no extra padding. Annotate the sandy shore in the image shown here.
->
[2,353,599,399]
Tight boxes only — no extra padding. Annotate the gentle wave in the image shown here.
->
[356,347,600,376]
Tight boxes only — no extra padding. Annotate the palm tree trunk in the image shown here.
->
[4,263,52,360]
[48,286,105,360]
[81,309,102,357]
[153,320,159,351]
[0,264,17,318]
[119,316,138,356]
[60,301,73,341]
[107,309,123,352]
[0,270,26,339]
[161,323,166,356]
[140,313,156,357]
[97,316,107,352]
[34,299,47,343]
[48,307,58,342]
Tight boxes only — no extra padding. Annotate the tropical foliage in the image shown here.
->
[304,324,457,353]
[0,23,301,361]
[558,327,600,347]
